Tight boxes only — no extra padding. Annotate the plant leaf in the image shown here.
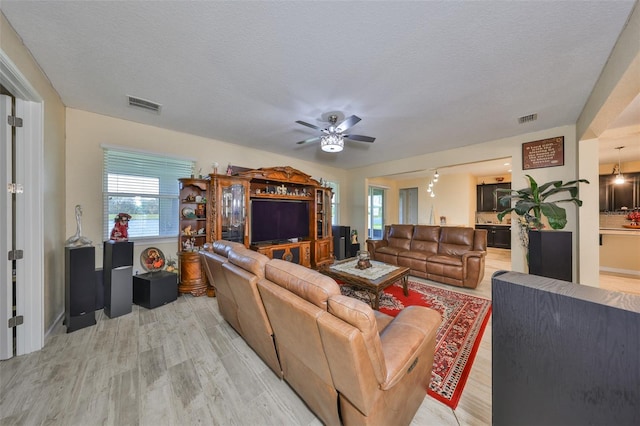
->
[540,203,567,229]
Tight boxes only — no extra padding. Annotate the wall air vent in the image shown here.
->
[127,95,162,113]
[518,113,537,124]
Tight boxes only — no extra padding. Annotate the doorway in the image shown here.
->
[399,187,418,225]
[0,51,45,359]
[368,186,385,239]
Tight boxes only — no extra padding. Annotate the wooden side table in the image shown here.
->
[178,251,207,296]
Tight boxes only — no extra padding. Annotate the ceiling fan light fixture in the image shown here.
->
[321,134,344,152]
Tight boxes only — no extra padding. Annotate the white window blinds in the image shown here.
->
[103,148,193,240]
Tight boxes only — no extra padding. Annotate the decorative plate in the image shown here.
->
[622,224,640,229]
[140,247,166,272]
[182,207,196,219]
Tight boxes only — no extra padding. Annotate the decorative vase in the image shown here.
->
[356,250,372,270]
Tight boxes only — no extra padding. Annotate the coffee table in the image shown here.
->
[319,258,409,310]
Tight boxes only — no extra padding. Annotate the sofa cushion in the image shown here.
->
[377,246,405,256]
[387,225,414,250]
[213,240,245,257]
[428,254,463,266]
[265,259,340,310]
[327,295,387,384]
[410,225,440,254]
[227,247,269,278]
[398,250,431,261]
[438,227,474,256]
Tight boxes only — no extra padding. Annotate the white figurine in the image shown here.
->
[65,205,93,247]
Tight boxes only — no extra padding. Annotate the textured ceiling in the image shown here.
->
[1,1,637,170]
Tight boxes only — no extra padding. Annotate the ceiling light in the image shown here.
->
[434,169,439,179]
[504,162,510,166]
[430,191,435,198]
[320,134,344,152]
[613,146,625,184]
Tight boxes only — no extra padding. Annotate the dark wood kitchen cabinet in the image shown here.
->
[475,224,511,249]
[599,172,640,211]
[477,183,511,212]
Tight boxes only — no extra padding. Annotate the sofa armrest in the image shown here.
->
[366,239,387,257]
[379,306,441,390]
[462,250,486,262]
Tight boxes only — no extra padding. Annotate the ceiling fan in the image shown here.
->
[295,114,376,152]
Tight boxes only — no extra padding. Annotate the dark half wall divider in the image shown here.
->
[492,270,640,426]
[528,230,572,282]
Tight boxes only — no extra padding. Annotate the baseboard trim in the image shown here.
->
[45,310,65,342]
[600,266,640,277]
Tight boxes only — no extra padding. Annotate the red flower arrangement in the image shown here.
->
[626,211,640,226]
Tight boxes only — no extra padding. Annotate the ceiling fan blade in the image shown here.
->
[344,134,375,143]
[335,115,361,133]
[296,136,321,145]
[296,120,322,130]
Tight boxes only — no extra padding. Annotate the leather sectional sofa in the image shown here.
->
[201,242,441,426]
[366,225,488,289]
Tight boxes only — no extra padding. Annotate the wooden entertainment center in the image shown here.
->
[239,166,333,268]
[178,166,333,292]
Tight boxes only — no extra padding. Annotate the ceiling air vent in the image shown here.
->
[518,113,537,124]
[127,95,162,113]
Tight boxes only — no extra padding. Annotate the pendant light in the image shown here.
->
[613,146,625,184]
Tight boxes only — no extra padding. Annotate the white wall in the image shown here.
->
[65,109,348,267]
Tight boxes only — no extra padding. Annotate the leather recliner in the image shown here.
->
[200,240,245,333]
[318,295,440,426]
[222,247,282,377]
[257,259,343,426]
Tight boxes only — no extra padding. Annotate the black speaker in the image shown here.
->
[332,226,350,260]
[65,246,96,333]
[104,240,134,269]
[103,241,134,318]
[528,230,572,282]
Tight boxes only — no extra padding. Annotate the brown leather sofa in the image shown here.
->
[205,243,441,426]
[367,225,487,289]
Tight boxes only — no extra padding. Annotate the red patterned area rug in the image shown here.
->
[340,280,492,409]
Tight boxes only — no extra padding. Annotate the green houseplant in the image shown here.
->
[497,174,589,230]
[496,174,589,281]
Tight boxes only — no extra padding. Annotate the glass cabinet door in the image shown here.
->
[221,183,246,243]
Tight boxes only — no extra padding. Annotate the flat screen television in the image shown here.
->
[251,199,310,244]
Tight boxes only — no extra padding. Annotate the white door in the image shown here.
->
[1,51,45,358]
[1,94,13,359]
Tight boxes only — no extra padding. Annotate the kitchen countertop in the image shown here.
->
[599,227,640,236]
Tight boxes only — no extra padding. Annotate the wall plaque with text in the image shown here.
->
[522,137,564,170]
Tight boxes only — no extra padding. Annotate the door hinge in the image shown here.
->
[8,250,23,261]
[8,316,24,328]
[7,115,23,127]
[7,183,24,194]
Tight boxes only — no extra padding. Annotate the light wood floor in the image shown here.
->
[1,250,638,426]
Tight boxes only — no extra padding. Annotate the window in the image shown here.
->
[103,148,193,240]
[326,181,339,225]
[368,186,386,239]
